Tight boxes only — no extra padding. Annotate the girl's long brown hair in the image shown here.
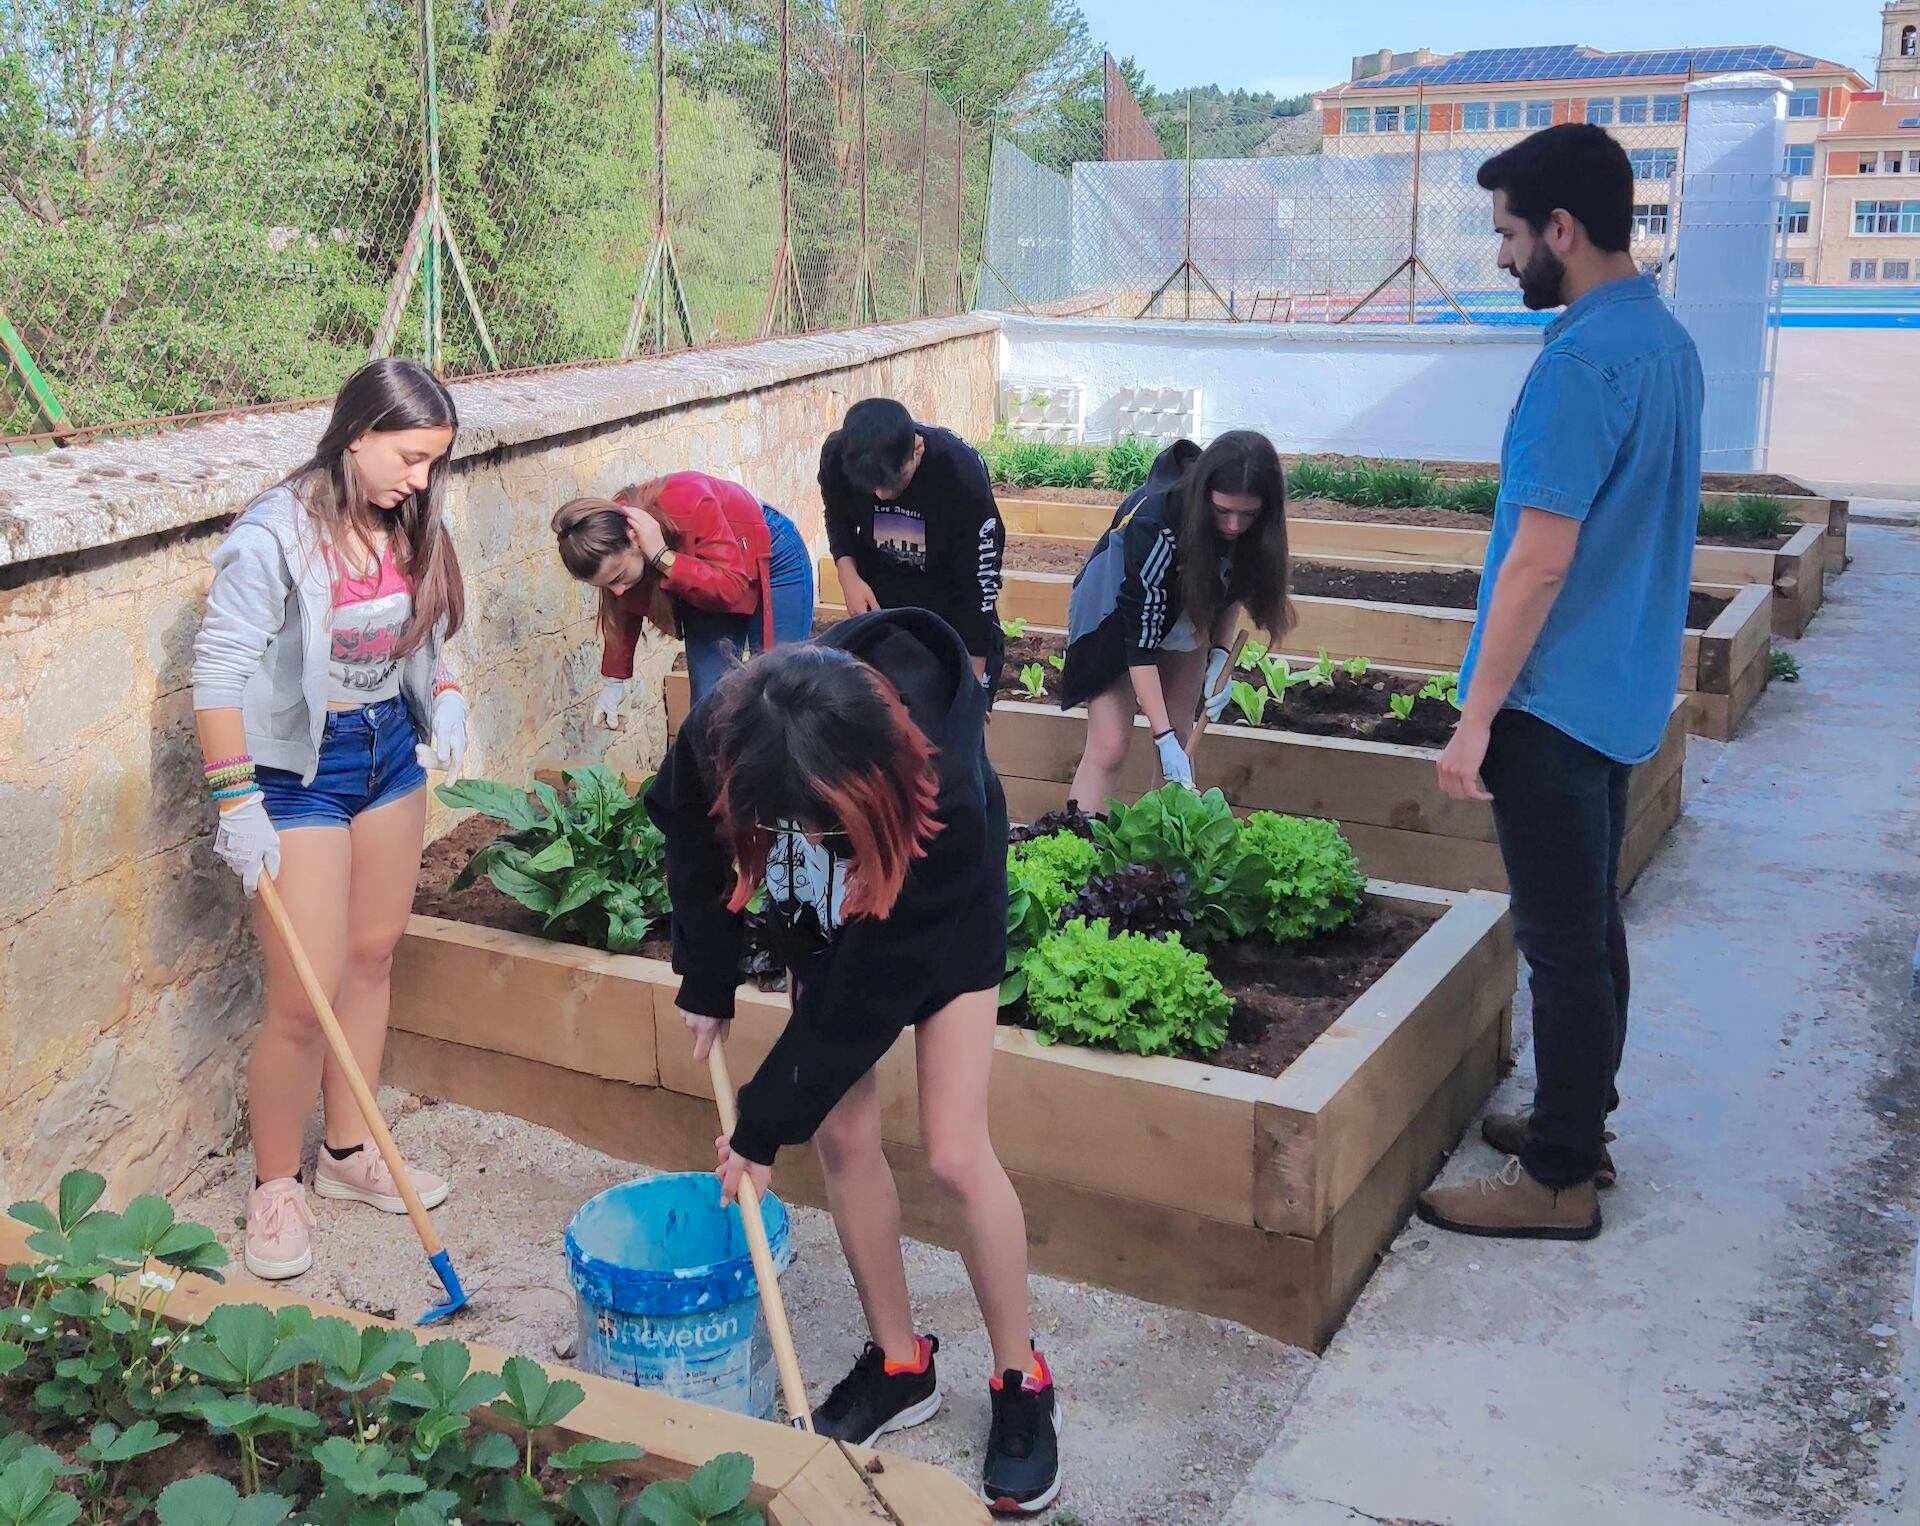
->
[551,483,684,645]
[283,357,464,655]
[703,645,941,922]
[1177,429,1293,641]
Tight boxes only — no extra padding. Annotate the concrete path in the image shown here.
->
[1227,525,1920,1526]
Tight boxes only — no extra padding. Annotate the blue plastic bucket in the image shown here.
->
[565,1174,794,1420]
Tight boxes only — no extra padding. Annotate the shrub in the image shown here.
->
[1769,648,1801,682]
[1237,812,1366,943]
[1100,437,1157,494]
[1023,918,1232,1056]
[1696,500,1740,538]
[1734,493,1794,539]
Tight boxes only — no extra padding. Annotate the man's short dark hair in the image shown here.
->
[1477,124,1633,254]
[837,398,918,493]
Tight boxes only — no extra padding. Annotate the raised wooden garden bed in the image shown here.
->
[818,554,1767,743]
[0,1219,988,1524]
[663,645,1689,895]
[389,875,1515,1350]
[998,495,1825,641]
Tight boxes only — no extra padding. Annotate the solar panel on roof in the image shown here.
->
[1349,38,1828,87]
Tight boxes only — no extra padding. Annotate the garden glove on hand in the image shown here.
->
[1201,645,1234,722]
[213,793,281,898]
[1154,729,1195,789]
[416,687,471,784]
[592,679,626,731]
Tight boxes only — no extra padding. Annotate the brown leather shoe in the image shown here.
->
[1416,1157,1602,1240]
[1480,1108,1617,1189]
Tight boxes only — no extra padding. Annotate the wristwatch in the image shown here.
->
[650,548,678,577]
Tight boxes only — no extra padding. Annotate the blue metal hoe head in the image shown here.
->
[419,1248,472,1326]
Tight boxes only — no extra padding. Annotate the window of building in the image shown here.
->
[1403,104,1429,133]
[1632,203,1670,237]
[1787,88,1822,119]
[1903,24,1916,59]
[1494,101,1522,130]
[1344,107,1369,133]
[1885,152,1908,174]
[1776,259,1806,280]
[1779,201,1811,235]
[1617,95,1649,124]
[1462,101,1489,131]
[1884,260,1913,281]
[1374,105,1400,133]
[1850,259,1878,280]
[1629,147,1680,181]
[1784,143,1815,177]
[1861,154,1881,174]
[1653,95,1683,124]
[1853,199,1920,232]
[1525,99,1553,127]
[1586,97,1615,125]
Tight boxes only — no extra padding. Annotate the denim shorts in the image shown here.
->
[257,695,427,830]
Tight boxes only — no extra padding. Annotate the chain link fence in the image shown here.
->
[980,83,1700,326]
[1,0,981,448]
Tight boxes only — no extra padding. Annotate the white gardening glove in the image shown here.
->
[416,688,471,784]
[592,679,626,731]
[213,793,282,898]
[1154,729,1195,789]
[1201,645,1233,722]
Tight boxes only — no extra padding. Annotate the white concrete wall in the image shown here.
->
[994,313,1540,462]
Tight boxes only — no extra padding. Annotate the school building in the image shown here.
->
[1311,3,1920,289]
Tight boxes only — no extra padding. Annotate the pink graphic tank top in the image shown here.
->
[327,540,413,707]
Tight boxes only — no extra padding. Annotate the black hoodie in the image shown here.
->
[645,608,1010,1165]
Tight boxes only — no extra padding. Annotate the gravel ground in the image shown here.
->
[175,1089,1315,1525]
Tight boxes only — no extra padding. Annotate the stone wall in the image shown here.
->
[0,316,997,1206]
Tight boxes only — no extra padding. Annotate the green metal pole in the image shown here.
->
[421,0,444,368]
[655,0,668,351]
[0,307,70,435]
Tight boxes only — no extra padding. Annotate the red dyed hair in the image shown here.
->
[704,645,942,922]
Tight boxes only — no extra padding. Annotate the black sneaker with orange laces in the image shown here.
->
[812,1334,941,1446]
[982,1348,1062,1514]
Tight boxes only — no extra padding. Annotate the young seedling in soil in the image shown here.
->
[1342,655,1370,679]
[1236,640,1269,671]
[1001,615,1028,640]
[1230,680,1270,727]
[1048,652,1065,671]
[1018,663,1048,700]
[1389,693,1417,722]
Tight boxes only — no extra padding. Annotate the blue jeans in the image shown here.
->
[682,504,815,702]
[256,695,427,830]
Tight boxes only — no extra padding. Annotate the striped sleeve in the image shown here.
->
[1116,508,1178,663]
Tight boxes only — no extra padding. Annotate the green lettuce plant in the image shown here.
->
[1023,918,1232,1057]
[1388,693,1416,721]
[1229,680,1268,726]
[1002,831,1101,1004]
[1092,785,1269,943]
[438,767,669,954]
[1237,813,1366,943]
[1017,663,1047,699]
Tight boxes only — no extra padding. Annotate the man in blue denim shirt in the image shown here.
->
[1418,125,1702,1241]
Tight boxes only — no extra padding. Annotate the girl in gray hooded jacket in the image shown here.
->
[190,358,470,1282]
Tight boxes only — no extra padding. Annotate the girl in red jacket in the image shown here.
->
[552,473,814,712]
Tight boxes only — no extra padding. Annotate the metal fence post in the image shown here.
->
[913,71,931,317]
[953,117,965,313]
[760,0,805,337]
[855,33,877,324]
[0,307,71,437]
[624,0,693,356]
[421,0,443,369]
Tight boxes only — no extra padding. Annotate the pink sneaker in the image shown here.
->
[313,1145,450,1215]
[244,1178,316,1281]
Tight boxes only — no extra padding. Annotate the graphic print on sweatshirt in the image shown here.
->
[327,542,412,701]
[764,824,850,947]
[871,506,929,573]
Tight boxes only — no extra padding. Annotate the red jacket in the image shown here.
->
[600,472,777,680]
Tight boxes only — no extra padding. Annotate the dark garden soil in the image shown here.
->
[1701,471,1812,496]
[1204,904,1429,1076]
[420,804,1429,1084]
[1001,538,1729,630]
[1000,627,1460,746]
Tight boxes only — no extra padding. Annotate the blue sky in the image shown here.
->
[1083,0,1890,100]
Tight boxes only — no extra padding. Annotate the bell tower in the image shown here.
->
[1884,0,1920,99]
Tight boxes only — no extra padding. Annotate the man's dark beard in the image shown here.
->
[1516,242,1567,310]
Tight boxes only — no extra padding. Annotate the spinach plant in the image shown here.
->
[438,767,669,954]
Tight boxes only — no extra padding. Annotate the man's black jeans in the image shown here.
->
[1480,708,1632,1189]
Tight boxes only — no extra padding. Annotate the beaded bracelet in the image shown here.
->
[205,765,253,786]
[203,755,251,775]
[211,785,259,805]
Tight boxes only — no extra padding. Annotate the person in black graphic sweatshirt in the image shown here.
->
[1061,431,1293,810]
[819,398,1007,691]
[644,609,1062,1516]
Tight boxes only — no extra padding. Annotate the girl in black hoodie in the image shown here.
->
[1061,431,1293,809]
[645,608,1062,1516]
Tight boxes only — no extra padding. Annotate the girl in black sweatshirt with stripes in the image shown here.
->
[644,608,1062,1516]
[1061,431,1293,809]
